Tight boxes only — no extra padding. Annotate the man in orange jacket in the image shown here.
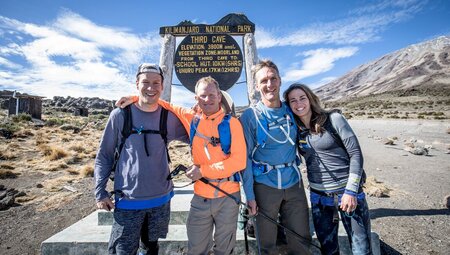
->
[117,76,246,255]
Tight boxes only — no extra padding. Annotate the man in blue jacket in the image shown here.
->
[239,59,312,255]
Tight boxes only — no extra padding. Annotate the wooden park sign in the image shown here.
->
[158,13,260,105]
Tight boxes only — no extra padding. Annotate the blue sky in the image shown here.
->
[0,0,449,106]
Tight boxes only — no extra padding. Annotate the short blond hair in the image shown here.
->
[194,76,221,94]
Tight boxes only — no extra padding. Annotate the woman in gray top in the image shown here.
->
[283,83,372,255]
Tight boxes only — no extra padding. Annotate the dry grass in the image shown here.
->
[69,143,87,153]
[46,146,68,161]
[61,135,71,142]
[67,168,79,175]
[89,151,97,159]
[38,144,52,156]
[35,132,50,145]
[15,195,37,203]
[15,128,34,138]
[0,150,17,160]
[0,169,20,179]
[36,193,81,212]
[81,165,94,177]
[42,176,77,192]
[65,155,83,165]
[0,163,15,170]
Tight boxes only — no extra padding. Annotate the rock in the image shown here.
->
[447,128,450,134]
[407,146,429,155]
[0,195,15,210]
[0,184,4,191]
[383,138,395,145]
[404,142,415,148]
[15,191,26,197]
[36,183,43,188]
[444,195,450,209]
[409,137,417,143]
[366,186,390,197]
[0,128,13,139]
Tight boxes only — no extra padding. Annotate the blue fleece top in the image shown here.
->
[239,102,300,201]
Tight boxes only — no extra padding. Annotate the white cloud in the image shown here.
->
[255,0,425,48]
[283,47,358,82]
[0,11,162,100]
[310,77,338,89]
[0,56,22,69]
[171,86,196,107]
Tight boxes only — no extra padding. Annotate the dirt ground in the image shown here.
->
[0,118,449,255]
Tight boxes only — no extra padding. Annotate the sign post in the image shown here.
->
[158,13,260,105]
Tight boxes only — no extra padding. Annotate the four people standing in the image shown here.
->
[97,60,372,255]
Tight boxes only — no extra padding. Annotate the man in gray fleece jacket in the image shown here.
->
[94,63,188,255]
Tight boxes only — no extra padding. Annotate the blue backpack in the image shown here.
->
[250,104,299,176]
[189,113,241,182]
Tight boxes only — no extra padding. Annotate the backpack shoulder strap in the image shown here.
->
[110,105,132,180]
[159,107,168,145]
[159,107,170,163]
[218,114,231,155]
[122,105,133,139]
[251,106,267,148]
[189,115,201,148]
[324,110,346,153]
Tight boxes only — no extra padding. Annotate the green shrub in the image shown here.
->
[46,118,66,126]
[0,122,21,133]
[12,113,32,123]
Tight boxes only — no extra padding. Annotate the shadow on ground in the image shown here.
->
[370,208,450,219]
[380,240,402,255]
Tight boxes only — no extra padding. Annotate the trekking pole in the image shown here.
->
[199,177,322,252]
[252,216,262,255]
[243,224,249,255]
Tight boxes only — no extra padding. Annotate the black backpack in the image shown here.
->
[323,109,346,156]
[110,105,169,180]
[322,109,366,184]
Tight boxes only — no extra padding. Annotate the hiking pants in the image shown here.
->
[312,196,372,255]
[254,182,312,255]
[108,202,170,255]
[186,192,240,255]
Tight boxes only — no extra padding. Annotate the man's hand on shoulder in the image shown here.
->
[115,95,138,108]
[96,197,115,211]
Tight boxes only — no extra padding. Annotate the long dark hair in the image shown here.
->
[283,83,328,133]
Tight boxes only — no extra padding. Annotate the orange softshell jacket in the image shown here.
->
[159,99,246,199]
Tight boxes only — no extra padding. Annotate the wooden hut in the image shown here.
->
[7,92,45,120]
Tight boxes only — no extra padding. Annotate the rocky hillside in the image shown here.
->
[42,96,114,115]
[0,90,115,115]
[316,36,450,101]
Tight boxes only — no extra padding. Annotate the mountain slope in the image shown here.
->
[315,36,450,101]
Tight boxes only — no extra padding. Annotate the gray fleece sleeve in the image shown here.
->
[94,109,122,201]
[330,113,364,194]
